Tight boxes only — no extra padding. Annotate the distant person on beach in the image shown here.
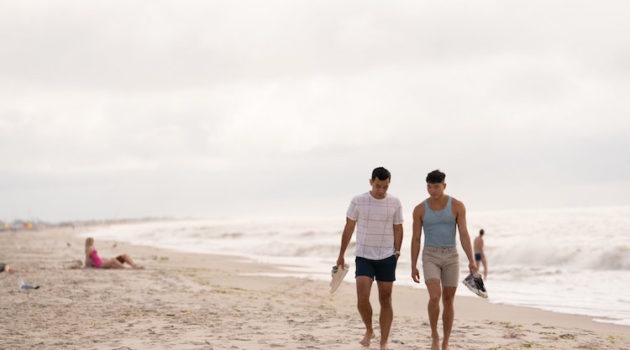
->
[85,237,144,269]
[0,262,16,274]
[336,167,403,350]
[474,229,488,280]
[411,169,477,350]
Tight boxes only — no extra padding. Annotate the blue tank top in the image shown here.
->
[423,196,457,247]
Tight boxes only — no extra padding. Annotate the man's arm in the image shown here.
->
[337,217,356,267]
[393,224,403,260]
[454,199,478,274]
[411,204,424,283]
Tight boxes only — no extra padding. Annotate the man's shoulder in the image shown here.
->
[450,197,467,214]
[413,200,426,211]
[451,196,465,207]
[414,198,429,209]
[386,194,402,205]
[413,199,427,218]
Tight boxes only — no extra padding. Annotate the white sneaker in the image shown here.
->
[330,264,349,294]
[463,273,487,298]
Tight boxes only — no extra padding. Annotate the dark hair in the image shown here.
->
[371,167,391,181]
[426,169,445,183]
[479,229,485,236]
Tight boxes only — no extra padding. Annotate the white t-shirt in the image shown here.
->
[346,192,403,260]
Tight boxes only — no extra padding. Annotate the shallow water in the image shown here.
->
[83,205,630,326]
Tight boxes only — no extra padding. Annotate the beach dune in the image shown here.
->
[1,227,628,349]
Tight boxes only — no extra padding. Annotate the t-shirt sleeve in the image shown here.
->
[346,198,359,221]
[393,199,403,225]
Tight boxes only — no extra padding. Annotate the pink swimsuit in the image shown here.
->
[89,250,103,268]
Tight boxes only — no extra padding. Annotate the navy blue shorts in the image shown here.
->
[355,255,397,282]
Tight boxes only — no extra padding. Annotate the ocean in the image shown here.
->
[81,205,630,326]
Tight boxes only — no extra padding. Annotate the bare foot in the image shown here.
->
[442,340,450,350]
[360,331,375,347]
[431,336,440,350]
[132,265,144,269]
[380,341,391,350]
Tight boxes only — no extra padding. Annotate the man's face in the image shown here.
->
[426,182,446,198]
[370,178,390,199]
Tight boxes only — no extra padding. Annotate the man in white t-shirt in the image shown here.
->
[337,167,403,350]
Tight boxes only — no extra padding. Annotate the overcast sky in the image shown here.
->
[1,1,629,222]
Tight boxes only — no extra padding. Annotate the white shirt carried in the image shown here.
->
[346,192,403,260]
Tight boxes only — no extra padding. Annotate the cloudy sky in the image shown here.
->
[1,1,629,222]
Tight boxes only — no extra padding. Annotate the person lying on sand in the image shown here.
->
[84,237,143,269]
[0,262,16,274]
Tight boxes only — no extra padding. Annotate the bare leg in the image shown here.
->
[377,281,393,350]
[426,279,442,350]
[441,286,457,350]
[117,254,143,269]
[356,276,375,347]
[101,258,125,269]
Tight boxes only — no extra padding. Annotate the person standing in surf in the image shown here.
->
[474,229,488,280]
[337,167,403,350]
[410,169,477,350]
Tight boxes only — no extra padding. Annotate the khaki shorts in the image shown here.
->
[422,246,459,287]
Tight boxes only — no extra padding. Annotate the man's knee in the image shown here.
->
[378,292,392,306]
[357,294,370,304]
[429,293,441,304]
[426,280,442,303]
[357,296,371,309]
[442,288,456,304]
[357,290,371,306]
[376,281,393,306]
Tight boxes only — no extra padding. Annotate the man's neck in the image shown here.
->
[369,191,386,199]
[430,194,446,203]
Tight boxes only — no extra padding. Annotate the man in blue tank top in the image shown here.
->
[410,169,477,350]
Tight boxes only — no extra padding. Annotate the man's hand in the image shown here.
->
[412,266,421,283]
[337,256,345,268]
[469,261,478,275]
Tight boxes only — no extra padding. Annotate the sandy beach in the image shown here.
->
[1,226,628,350]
